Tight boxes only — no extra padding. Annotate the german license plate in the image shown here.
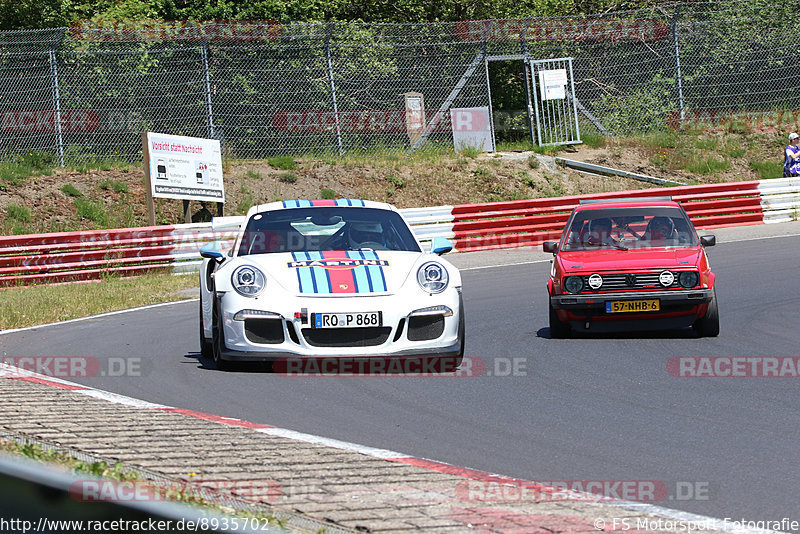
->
[605,300,660,313]
[313,312,382,328]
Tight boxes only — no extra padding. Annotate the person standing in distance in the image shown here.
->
[784,132,800,177]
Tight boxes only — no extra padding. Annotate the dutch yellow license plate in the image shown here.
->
[605,299,660,313]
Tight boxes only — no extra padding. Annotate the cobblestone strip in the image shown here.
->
[0,376,729,534]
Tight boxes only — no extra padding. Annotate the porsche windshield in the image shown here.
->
[561,207,698,251]
[238,207,422,255]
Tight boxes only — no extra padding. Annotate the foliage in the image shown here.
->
[749,159,783,179]
[581,133,607,148]
[0,0,595,29]
[279,172,298,183]
[99,179,129,193]
[6,204,31,223]
[74,198,109,226]
[61,183,83,197]
[458,146,481,158]
[268,156,298,170]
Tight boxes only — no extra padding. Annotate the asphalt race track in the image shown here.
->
[3,227,800,526]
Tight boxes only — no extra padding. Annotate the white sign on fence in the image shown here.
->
[538,69,568,100]
[450,107,493,152]
[144,132,225,202]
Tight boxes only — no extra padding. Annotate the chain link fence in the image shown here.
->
[1,2,798,163]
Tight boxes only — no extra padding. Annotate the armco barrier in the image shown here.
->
[451,180,767,252]
[0,224,237,287]
[1,179,798,287]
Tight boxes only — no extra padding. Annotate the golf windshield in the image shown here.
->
[561,207,698,250]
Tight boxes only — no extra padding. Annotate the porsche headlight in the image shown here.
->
[564,276,584,294]
[417,262,449,294]
[679,271,699,288]
[232,265,266,297]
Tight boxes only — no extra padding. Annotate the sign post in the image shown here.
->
[142,132,225,225]
[403,92,425,146]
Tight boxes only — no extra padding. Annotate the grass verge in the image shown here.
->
[0,272,198,330]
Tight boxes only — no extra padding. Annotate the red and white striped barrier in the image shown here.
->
[1,179,797,287]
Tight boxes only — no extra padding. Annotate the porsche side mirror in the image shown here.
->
[431,236,453,255]
[200,242,226,262]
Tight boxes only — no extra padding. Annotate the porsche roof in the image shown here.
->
[247,199,397,217]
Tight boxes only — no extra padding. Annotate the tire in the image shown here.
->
[211,296,233,371]
[450,303,466,371]
[693,288,720,337]
[549,300,571,339]
[199,301,213,360]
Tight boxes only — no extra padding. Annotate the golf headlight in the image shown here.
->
[232,265,266,297]
[564,276,584,294]
[417,262,449,294]
[679,271,699,288]
[659,271,675,287]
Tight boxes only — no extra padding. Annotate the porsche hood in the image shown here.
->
[235,250,429,296]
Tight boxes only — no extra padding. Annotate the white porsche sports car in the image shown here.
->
[199,199,464,371]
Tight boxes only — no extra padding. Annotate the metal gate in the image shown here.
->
[529,57,581,146]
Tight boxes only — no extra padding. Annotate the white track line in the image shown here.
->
[0,299,197,336]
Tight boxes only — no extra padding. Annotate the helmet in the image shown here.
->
[589,218,612,233]
[348,222,384,249]
[648,216,675,239]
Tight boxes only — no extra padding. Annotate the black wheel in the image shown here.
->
[199,301,213,360]
[693,288,720,337]
[211,296,233,371]
[549,300,571,339]
[447,304,466,371]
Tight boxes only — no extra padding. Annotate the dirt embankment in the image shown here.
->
[0,134,778,234]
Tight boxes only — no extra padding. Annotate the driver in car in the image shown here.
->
[348,221,386,250]
[584,217,618,246]
[646,216,675,244]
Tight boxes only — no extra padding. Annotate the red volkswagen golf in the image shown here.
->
[542,198,719,338]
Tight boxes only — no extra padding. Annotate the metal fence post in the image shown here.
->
[672,6,685,122]
[520,20,535,147]
[49,48,65,167]
[325,23,344,156]
[201,43,216,139]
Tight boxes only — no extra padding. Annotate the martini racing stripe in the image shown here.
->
[321,251,357,294]
[349,250,387,292]
[282,199,366,208]
[290,251,387,294]
[282,200,314,208]
[334,198,365,207]
[292,252,331,294]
